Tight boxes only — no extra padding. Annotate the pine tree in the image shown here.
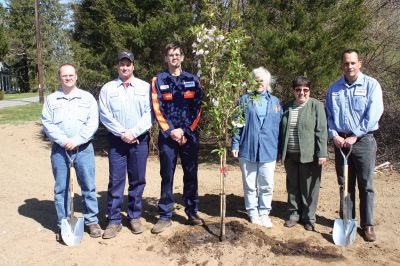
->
[0,6,9,60]
[72,0,202,90]
[4,0,73,92]
[241,0,370,101]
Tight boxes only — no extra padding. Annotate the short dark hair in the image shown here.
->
[292,76,311,89]
[58,63,76,76]
[342,49,361,62]
[164,43,184,56]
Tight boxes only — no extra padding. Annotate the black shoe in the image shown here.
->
[188,214,204,226]
[304,223,315,231]
[55,229,62,242]
[284,219,298,228]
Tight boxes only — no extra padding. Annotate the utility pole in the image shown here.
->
[34,0,44,103]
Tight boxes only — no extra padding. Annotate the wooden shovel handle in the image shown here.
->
[70,165,76,220]
[70,165,75,198]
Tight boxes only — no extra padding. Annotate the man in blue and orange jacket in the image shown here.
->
[151,43,202,234]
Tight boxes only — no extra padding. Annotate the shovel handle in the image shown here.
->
[343,163,348,222]
[69,163,76,220]
[339,146,352,197]
[70,166,75,199]
[339,146,352,161]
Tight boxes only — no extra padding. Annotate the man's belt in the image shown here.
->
[338,131,376,139]
[54,140,92,149]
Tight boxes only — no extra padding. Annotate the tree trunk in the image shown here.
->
[219,148,227,241]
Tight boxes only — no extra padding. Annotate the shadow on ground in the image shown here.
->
[18,198,58,232]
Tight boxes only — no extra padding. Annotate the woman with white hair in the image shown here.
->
[231,67,283,228]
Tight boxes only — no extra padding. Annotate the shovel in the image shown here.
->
[61,150,84,246]
[333,146,357,247]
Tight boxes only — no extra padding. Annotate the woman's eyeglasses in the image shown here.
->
[167,53,182,58]
[295,88,310,93]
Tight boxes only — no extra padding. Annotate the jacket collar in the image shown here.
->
[339,72,365,87]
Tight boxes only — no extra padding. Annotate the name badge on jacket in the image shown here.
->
[110,91,119,97]
[135,87,146,96]
[184,81,195,88]
[160,85,169,91]
[354,88,367,96]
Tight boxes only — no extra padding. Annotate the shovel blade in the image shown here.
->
[61,217,84,246]
[333,218,357,247]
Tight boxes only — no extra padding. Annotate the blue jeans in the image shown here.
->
[51,143,99,228]
[239,158,276,217]
[335,134,376,227]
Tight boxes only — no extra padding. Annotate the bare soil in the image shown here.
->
[0,123,399,266]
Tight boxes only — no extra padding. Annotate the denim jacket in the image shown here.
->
[232,92,282,163]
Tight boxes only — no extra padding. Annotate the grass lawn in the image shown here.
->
[0,103,43,124]
[3,92,38,100]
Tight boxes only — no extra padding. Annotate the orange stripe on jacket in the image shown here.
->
[190,106,202,131]
[151,77,170,132]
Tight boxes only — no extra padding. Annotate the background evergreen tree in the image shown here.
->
[71,0,205,93]
[0,6,9,60]
[3,0,72,92]
[4,0,36,92]
[241,0,369,101]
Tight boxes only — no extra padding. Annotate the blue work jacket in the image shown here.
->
[151,70,202,138]
[232,92,283,163]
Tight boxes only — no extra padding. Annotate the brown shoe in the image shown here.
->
[130,218,144,234]
[151,219,172,234]
[284,219,298,228]
[304,223,315,231]
[87,224,102,238]
[102,223,122,239]
[363,226,376,242]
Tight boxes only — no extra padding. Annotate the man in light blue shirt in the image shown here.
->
[99,50,152,238]
[326,49,384,242]
[42,63,101,241]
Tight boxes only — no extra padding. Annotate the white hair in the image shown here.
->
[252,67,275,92]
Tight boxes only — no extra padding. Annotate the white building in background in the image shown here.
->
[0,62,16,92]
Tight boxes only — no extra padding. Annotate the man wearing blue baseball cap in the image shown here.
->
[99,50,152,239]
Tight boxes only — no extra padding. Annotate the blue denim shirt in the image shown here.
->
[232,92,283,163]
[42,88,99,147]
[99,77,152,138]
[325,72,384,138]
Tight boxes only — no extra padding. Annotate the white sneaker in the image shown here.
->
[250,215,262,225]
[260,215,273,228]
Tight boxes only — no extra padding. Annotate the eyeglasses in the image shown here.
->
[167,53,181,58]
[60,74,75,79]
[294,88,310,93]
